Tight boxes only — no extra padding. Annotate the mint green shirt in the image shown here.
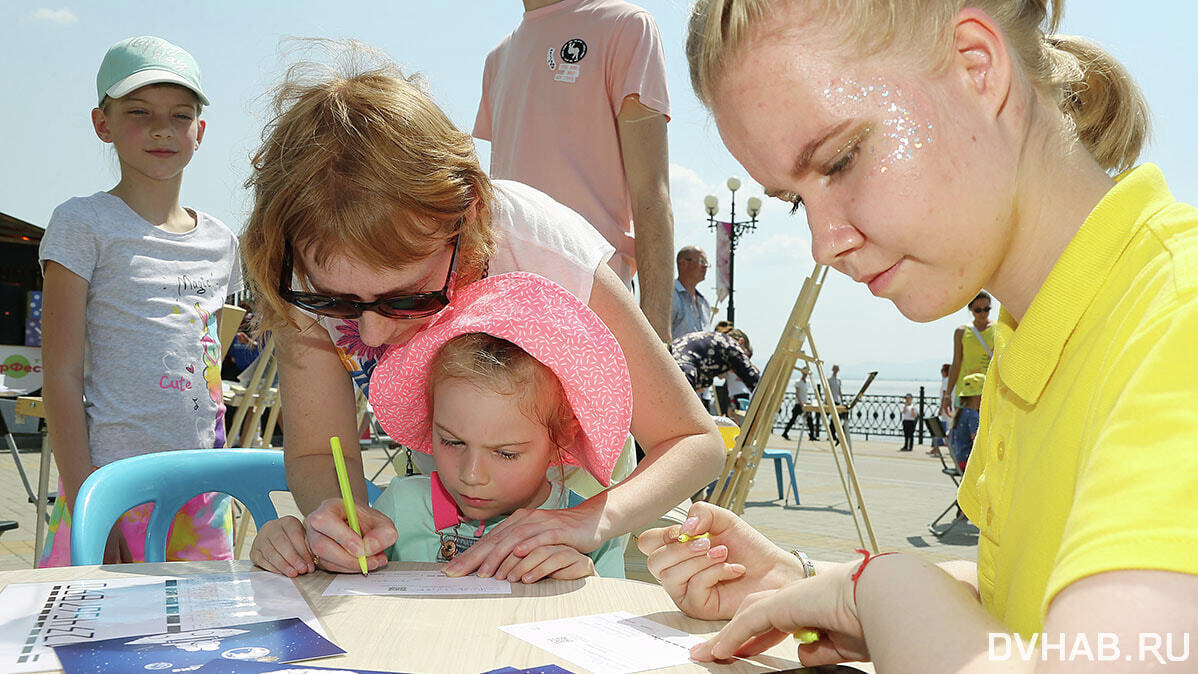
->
[373,474,625,578]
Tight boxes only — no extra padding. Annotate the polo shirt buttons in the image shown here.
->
[986,508,994,525]
[996,440,1005,461]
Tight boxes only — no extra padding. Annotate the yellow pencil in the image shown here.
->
[675,532,710,543]
[329,436,369,575]
[793,629,820,644]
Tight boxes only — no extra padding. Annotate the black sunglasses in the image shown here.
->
[972,305,992,313]
[279,236,460,319]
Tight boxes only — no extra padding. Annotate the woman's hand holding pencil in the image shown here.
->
[637,502,811,620]
[637,502,873,666]
[690,566,871,666]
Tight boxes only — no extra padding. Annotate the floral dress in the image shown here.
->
[669,331,760,392]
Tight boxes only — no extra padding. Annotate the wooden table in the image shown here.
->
[0,560,874,674]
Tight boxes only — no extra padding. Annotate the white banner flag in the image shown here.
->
[715,220,731,306]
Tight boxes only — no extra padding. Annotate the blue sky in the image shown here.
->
[2,1,1194,381]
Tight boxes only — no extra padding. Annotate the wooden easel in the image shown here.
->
[709,264,879,552]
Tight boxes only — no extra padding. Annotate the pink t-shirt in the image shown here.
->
[474,0,670,284]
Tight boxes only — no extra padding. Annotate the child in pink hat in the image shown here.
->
[261,273,632,580]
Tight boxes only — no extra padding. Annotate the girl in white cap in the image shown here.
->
[38,37,240,566]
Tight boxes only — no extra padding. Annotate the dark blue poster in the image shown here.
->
[53,617,344,673]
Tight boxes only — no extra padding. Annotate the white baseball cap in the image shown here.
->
[96,36,209,107]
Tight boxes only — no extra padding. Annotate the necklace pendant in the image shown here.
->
[439,536,458,561]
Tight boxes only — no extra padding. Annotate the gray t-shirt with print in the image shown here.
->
[39,192,242,466]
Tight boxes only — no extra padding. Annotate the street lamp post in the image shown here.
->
[704,176,761,324]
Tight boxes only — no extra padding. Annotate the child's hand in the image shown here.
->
[303,497,396,574]
[496,544,596,583]
[249,515,314,577]
[445,501,604,579]
[102,526,134,564]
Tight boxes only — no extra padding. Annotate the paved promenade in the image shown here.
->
[0,433,976,575]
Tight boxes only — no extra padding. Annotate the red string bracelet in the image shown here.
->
[850,548,900,607]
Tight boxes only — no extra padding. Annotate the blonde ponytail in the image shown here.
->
[1042,33,1150,173]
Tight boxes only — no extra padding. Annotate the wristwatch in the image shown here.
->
[791,549,816,578]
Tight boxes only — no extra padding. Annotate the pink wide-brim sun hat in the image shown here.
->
[368,272,632,487]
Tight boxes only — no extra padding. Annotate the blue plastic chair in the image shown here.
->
[71,448,290,565]
[71,448,387,565]
[761,448,800,504]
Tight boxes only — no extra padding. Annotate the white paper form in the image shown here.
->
[323,570,511,596]
[499,611,706,674]
[0,572,321,674]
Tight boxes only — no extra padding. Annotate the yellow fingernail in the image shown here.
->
[794,629,820,644]
[677,532,710,543]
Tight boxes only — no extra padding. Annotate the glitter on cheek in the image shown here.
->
[821,77,935,176]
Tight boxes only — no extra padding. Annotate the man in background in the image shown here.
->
[827,364,848,445]
[929,362,951,456]
[475,0,674,341]
[671,245,711,339]
[828,364,843,406]
[780,368,818,442]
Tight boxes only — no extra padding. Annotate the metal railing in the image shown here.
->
[771,386,934,442]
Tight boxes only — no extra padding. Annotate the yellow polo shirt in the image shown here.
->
[958,164,1198,636]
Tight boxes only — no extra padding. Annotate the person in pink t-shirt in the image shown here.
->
[474,0,676,341]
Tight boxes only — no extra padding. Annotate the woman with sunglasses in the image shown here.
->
[241,44,724,578]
